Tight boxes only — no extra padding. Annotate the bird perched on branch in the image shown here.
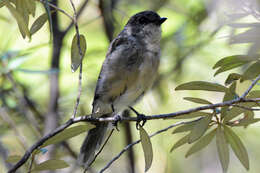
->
[78,10,167,168]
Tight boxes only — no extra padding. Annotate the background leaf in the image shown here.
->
[140,126,153,172]
[185,129,216,158]
[32,159,69,172]
[175,81,227,92]
[71,34,87,72]
[6,155,22,163]
[224,125,249,170]
[216,125,229,173]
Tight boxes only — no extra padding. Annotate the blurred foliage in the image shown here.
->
[2,0,260,173]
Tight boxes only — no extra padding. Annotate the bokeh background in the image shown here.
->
[1,0,260,172]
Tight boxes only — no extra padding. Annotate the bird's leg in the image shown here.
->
[111,104,121,131]
[129,106,147,129]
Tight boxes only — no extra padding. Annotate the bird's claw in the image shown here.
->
[112,115,122,131]
[136,113,147,130]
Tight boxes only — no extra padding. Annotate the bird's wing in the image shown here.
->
[92,36,143,115]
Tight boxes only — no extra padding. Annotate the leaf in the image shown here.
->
[189,115,212,143]
[223,125,249,170]
[32,159,69,172]
[185,129,216,158]
[183,97,212,104]
[42,124,95,147]
[6,155,22,163]
[30,13,48,35]
[25,0,36,17]
[6,2,31,39]
[216,125,229,173]
[225,73,242,85]
[71,34,87,72]
[232,118,260,127]
[140,126,153,172]
[171,112,211,119]
[213,55,254,76]
[0,0,7,8]
[221,85,237,119]
[230,28,260,44]
[247,90,260,98]
[223,107,245,122]
[175,81,227,92]
[172,122,196,134]
[170,134,190,152]
[242,61,260,81]
[228,22,260,28]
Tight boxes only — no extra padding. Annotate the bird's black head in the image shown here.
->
[126,11,167,27]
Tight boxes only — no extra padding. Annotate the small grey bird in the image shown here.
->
[78,10,167,168]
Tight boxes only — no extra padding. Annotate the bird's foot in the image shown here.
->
[129,106,147,129]
[112,115,122,131]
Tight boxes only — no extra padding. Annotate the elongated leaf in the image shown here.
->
[42,124,95,147]
[175,81,227,92]
[170,134,190,152]
[172,122,196,134]
[6,2,31,39]
[225,73,242,85]
[228,23,260,28]
[223,107,245,122]
[213,55,254,76]
[140,126,153,172]
[30,13,48,35]
[216,126,229,173]
[6,155,22,163]
[189,115,212,143]
[25,0,36,17]
[71,34,87,72]
[247,90,260,98]
[223,125,249,170]
[171,112,211,119]
[242,61,260,81]
[230,28,260,44]
[221,84,237,119]
[232,118,260,127]
[185,129,216,158]
[32,159,69,172]
[183,97,212,104]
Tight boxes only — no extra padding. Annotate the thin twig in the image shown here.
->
[39,0,74,21]
[70,0,84,119]
[86,129,115,171]
[27,154,34,173]
[8,75,260,173]
[98,118,202,173]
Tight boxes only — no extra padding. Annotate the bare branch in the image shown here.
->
[98,118,202,173]
[241,74,260,98]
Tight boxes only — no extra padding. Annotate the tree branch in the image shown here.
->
[8,75,260,173]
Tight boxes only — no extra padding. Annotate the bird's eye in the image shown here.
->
[139,17,148,25]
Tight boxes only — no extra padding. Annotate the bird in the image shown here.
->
[78,10,167,168]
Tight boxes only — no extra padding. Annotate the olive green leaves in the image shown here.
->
[140,126,153,172]
[71,34,87,72]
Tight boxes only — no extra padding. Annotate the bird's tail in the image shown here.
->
[78,122,108,168]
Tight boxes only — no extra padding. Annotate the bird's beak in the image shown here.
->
[158,17,167,25]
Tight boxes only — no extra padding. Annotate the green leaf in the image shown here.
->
[32,159,69,172]
[185,129,216,158]
[71,34,87,72]
[175,81,227,92]
[232,118,260,127]
[242,61,260,81]
[189,115,212,143]
[170,134,190,152]
[213,55,254,76]
[183,97,212,104]
[30,13,48,35]
[221,86,237,119]
[216,125,229,173]
[223,107,245,122]
[171,112,211,119]
[247,90,260,98]
[140,126,153,172]
[25,0,36,17]
[172,122,196,134]
[230,28,259,44]
[225,73,242,85]
[6,155,22,163]
[223,125,249,170]
[42,124,95,147]
[6,2,31,39]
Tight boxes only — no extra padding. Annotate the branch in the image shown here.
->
[8,75,260,173]
[98,118,202,173]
